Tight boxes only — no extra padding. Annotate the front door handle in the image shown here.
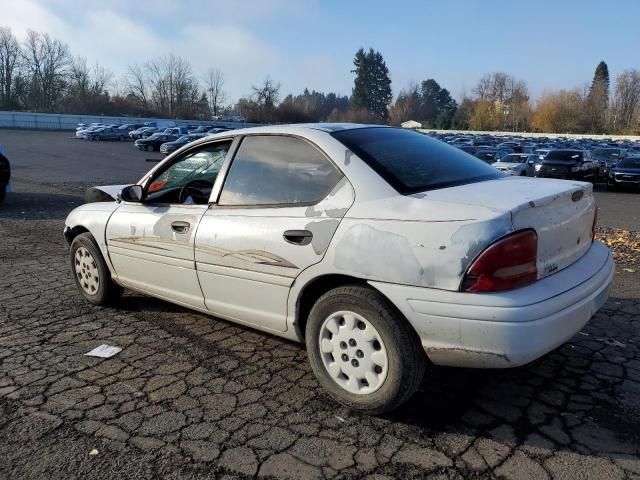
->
[171,221,190,234]
[283,230,313,246]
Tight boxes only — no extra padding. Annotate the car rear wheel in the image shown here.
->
[306,285,425,414]
[70,233,122,305]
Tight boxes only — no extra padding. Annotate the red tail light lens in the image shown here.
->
[461,230,538,293]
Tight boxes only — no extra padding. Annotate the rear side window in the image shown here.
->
[332,128,501,194]
[218,135,343,206]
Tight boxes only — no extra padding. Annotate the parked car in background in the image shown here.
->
[474,147,512,164]
[129,127,157,139]
[207,127,231,135]
[533,148,552,159]
[64,124,613,414]
[189,126,214,134]
[159,133,205,155]
[592,147,626,180]
[117,123,145,134]
[134,133,178,152]
[535,149,598,182]
[141,128,161,139]
[163,126,189,136]
[492,153,531,176]
[87,127,128,141]
[607,156,640,190]
[0,145,10,203]
[76,126,105,139]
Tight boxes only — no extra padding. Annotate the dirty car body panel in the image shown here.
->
[64,124,614,372]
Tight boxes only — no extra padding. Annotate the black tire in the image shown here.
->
[0,184,5,203]
[305,285,426,415]
[146,145,154,152]
[70,232,123,305]
[606,182,618,191]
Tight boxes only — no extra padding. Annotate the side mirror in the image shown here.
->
[118,185,143,203]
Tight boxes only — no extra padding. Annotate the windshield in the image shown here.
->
[545,150,583,162]
[593,148,621,160]
[147,134,161,140]
[618,158,640,168]
[331,127,501,194]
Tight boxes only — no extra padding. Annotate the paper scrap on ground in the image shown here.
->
[85,344,122,358]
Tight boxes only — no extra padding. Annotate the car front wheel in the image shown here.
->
[146,145,154,152]
[306,285,425,414]
[70,233,122,305]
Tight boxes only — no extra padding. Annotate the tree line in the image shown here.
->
[1,25,639,133]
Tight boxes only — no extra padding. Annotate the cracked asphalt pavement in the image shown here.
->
[1,131,639,479]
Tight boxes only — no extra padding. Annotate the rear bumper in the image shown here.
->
[370,241,614,368]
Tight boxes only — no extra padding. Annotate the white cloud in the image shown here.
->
[0,0,348,103]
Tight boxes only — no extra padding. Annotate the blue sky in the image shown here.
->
[2,0,639,103]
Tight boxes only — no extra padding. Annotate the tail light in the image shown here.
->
[461,229,538,293]
[592,207,598,241]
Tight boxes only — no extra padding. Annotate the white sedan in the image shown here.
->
[64,124,614,414]
[492,153,532,176]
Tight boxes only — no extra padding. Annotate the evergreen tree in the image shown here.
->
[587,61,610,132]
[419,78,458,127]
[351,48,392,121]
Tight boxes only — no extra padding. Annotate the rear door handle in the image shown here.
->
[171,221,190,233]
[283,230,313,246]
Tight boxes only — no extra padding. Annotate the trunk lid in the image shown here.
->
[421,177,596,280]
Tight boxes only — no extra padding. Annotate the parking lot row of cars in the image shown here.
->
[429,132,640,191]
[74,122,232,154]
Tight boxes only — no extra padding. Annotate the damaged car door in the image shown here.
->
[195,134,354,332]
[105,141,232,307]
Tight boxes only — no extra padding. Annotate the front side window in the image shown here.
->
[145,141,231,204]
[218,135,342,206]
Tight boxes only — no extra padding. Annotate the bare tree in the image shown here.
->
[65,56,112,113]
[252,76,280,107]
[473,72,531,131]
[21,30,70,111]
[125,63,150,109]
[145,54,199,117]
[0,26,20,107]
[204,67,225,116]
[612,70,640,131]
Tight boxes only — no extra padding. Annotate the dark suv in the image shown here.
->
[535,149,598,182]
[0,148,10,202]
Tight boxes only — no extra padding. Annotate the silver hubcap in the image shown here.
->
[319,311,388,394]
[74,247,100,295]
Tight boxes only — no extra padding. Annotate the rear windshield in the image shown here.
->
[545,150,583,162]
[593,148,621,159]
[331,128,501,194]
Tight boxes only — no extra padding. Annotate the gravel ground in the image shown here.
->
[1,132,639,479]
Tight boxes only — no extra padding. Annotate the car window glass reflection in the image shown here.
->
[146,142,231,204]
[219,136,342,206]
